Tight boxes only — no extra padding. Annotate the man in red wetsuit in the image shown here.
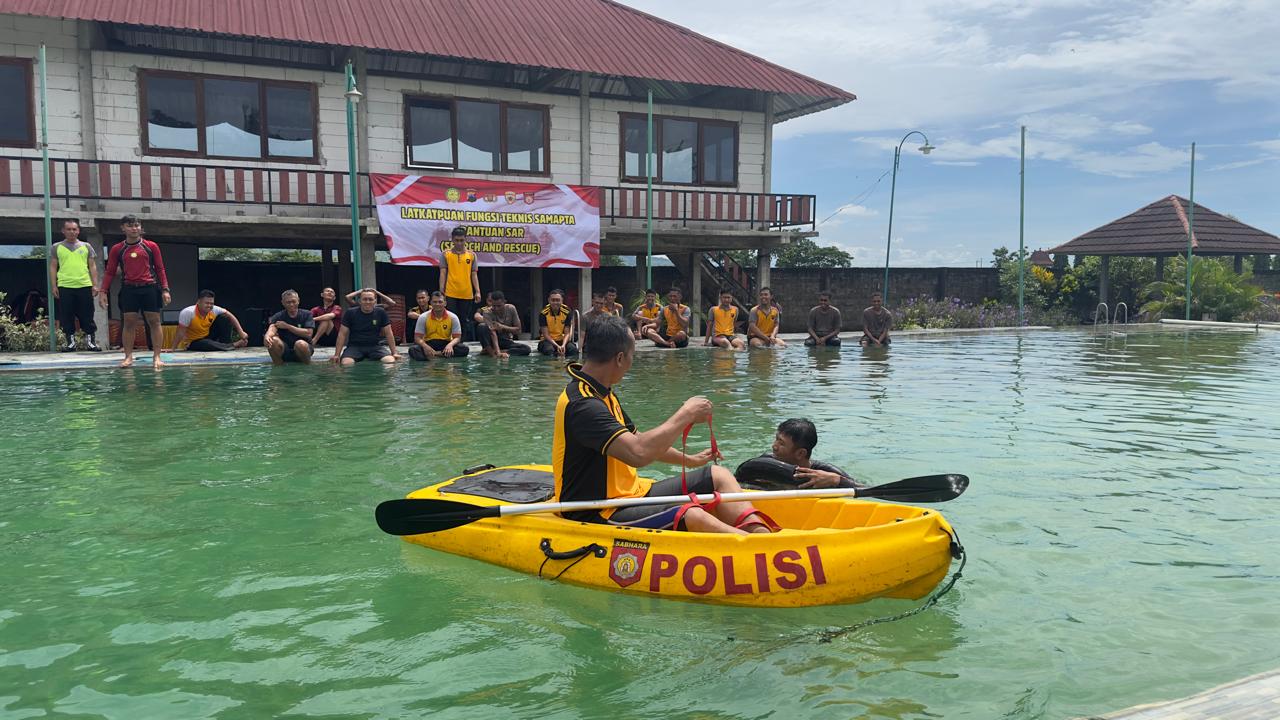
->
[98,215,170,369]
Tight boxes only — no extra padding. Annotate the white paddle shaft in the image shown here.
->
[493,487,863,518]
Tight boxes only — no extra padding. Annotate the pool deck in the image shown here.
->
[0,326,1053,371]
[1080,668,1280,719]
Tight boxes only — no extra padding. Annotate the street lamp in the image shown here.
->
[345,60,363,291]
[882,131,934,304]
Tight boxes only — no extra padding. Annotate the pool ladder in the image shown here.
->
[1094,302,1129,336]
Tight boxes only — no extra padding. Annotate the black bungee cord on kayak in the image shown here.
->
[813,527,967,643]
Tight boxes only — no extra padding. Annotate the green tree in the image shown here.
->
[200,248,320,262]
[598,254,625,267]
[774,237,853,268]
[22,246,47,259]
[1139,257,1264,322]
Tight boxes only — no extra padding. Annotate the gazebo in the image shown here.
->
[1050,195,1280,304]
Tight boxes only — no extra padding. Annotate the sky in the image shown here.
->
[621,0,1280,267]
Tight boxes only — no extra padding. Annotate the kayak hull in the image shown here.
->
[400,465,958,608]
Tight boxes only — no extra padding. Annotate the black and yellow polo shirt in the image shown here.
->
[552,364,654,519]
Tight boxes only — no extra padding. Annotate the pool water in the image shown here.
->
[2,328,1277,719]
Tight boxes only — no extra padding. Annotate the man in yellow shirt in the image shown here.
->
[171,290,250,352]
[538,289,578,358]
[410,291,468,360]
[704,289,745,350]
[439,226,481,341]
[630,288,662,340]
[552,315,775,533]
[748,286,786,348]
[643,287,691,348]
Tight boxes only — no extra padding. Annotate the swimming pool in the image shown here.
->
[2,327,1276,718]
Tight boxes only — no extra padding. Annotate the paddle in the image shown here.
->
[375,473,968,536]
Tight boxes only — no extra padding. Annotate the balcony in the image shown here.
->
[0,155,817,234]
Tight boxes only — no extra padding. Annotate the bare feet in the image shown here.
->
[153,357,165,369]
[119,357,134,368]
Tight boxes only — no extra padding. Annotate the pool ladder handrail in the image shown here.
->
[1093,302,1109,329]
[1113,302,1128,325]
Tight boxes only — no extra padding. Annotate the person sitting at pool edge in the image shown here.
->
[552,314,777,533]
[644,287,691,348]
[737,418,864,489]
[171,290,250,352]
[748,287,786,348]
[310,287,343,347]
[475,290,531,359]
[578,289,610,351]
[705,289,745,350]
[345,288,397,308]
[409,291,468,360]
[861,292,892,347]
[332,288,399,365]
[538,288,578,358]
[406,289,432,328]
[631,288,662,340]
[806,292,842,347]
[264,289,315,365]
[604,286,624,316]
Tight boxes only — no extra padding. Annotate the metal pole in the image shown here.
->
[40,44,55,351]
[1018,125,1026,326]
[645,90,653,288]
[882,146,899,303]
[1185,142,1195,321]
[346,61,362,291]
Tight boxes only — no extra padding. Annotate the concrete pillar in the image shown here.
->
[690,251,703,317]
[353,49,370,176]
[1234,254,1243,274]
[83,224,108,346]
[579,73,592,184]
[321,248,334,288]
[1155,256,1165,281]
[756,249,771,290]
[636,254,646,288]
[358,231,376,290]
[76,21,100,206]
[762,93,773,196]
[1099,255,1110,309]
[337,246,353,299]
[530,268,543,338]
[578,267,592,316]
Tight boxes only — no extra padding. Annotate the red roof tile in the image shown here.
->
[1,0,854,116]
[1050,196,1280,256]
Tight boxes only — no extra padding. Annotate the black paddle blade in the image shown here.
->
[374,498,500,535]
[856,474,969,503]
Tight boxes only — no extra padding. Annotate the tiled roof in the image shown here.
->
[1050,196,1280,256]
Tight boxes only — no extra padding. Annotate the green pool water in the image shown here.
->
[2,328,1278,719]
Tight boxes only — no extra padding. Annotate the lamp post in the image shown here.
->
[882,131,934,304]
[344,61,363,291]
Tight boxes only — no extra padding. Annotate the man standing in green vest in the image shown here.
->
[48,218,101,351]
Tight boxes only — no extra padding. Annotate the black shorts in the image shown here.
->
[341,344,392,362]
[118,284,160,314]
[860,335,891,346]
[313,326,337,347]
[658,331,689,348]
[805,336,842,347]
[569,466,716,527]
[281,338,313,362]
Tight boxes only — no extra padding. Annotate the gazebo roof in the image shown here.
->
[1050,195,1280,257]
[1029,249,1054,267]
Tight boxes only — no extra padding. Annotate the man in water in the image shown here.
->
[747,287,785,349]
[805,292,842,347]
[704,289,745,350]
[737,418,864,489]
[332,288,400,365]
[538,289,578,358]
[552,315,775,533]
[860,292,893,346]
[264,289,315,365]
[171,290,251,352]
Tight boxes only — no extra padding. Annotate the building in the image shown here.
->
[0,0,852,342]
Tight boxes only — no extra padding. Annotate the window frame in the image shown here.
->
[619,112,739,188]
[137,69,320,163]
[0,57,36,149]
[403,94,551,176]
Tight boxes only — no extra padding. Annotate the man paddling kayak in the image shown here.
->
[552,315,776,534]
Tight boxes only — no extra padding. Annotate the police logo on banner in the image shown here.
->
[609,539,649,587]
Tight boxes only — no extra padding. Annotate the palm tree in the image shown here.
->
[1140,258,1263,322]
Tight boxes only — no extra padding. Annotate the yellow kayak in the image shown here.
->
[384,464,963,608]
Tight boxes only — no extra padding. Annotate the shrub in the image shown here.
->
[1139,257,1265,322]
[0,291,66,351]
[896,296,1078,330]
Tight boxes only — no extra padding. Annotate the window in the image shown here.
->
[405,96,548,175]
[140,71,317,161]
[620,114,738,186]
[0,58,34,148]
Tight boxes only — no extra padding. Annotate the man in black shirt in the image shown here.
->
[265,289,315,365]
[736,418,865,489]
[332,288,400,365]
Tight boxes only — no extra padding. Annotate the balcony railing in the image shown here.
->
[0,156,816,232]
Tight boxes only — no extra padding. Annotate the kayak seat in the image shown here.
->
[438,467,555,504]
